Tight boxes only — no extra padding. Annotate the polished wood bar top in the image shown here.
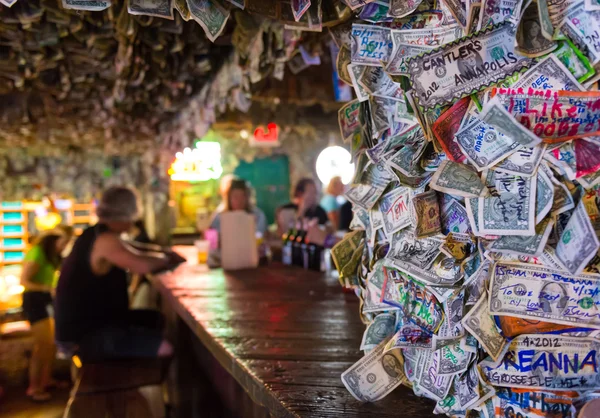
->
[151,249,435,418]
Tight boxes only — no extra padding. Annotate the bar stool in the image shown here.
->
[62,352,172,418]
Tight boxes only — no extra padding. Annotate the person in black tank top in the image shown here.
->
[55,187,184,361]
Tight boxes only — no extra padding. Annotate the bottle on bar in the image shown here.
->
[294,225,306,267]
[292,220,304,267]
[282,225,295,265]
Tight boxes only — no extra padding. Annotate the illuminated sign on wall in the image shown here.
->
[168,141,223,182]
[250,123,280,147]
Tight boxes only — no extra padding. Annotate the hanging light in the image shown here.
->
[316,146,354,186]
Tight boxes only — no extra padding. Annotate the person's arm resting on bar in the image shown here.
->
[94,233,170,275]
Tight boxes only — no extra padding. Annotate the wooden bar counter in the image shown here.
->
[151,248,435,418]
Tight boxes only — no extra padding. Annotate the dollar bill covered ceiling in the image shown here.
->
[0,0,350,152]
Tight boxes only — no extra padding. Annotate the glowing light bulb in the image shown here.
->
[316,146,355,186]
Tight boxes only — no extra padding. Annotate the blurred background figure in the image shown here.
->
[214,174,237,214]
[338,200,353,231]
[20,226,74,402]
[320,176,345,230]
[276,178,328,235]
[55,187,183,364]
[210,179,267,235]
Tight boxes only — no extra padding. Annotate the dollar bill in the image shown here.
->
[361,161,394,189]
[387,146,426,178]
[556,200,600,275]
[535,167,554,223]
[379,187,412,235]
[336,45,353,85]
[441,198,472,236]
[442,0,468,27]
[128,0,174,19]
[462,291,507,361]
[438,341,471,375]
[481,334,600,390]
[467,3,482,34]
[489,262,600,328]
[369,95,400,137]
[360,2,393,22]
[579,169,600,189]
[339,100,362,142]
[412,191,442,238]
[407,22,533,110]
[387,228,442,269]
[343,0,377,10]
[174,0,191,19]
[416,349,454,402]
[331,230,364,272]
[292,0,311,21]
[341,339,406,402]
[387,43,435,76]
[388,0,423,17]
[516,0,557,58]
[187,0,230,43]
[491,388,576,418]
[345,183,385,210]
[440,233,476,261]
[511,54,584,91]
[382,266,446,329]
[369,204,384,231]
[364,261,399,313]
[347,64,370,102]
[490,217,554,256]
[393,255,463,286]
[358,66,401,96]
[360,313,396,350]
[384,319,433,350]
[478,0,522,30]
[564,2,600,64]
[390,25,464,47]
[478,173,536,236]
[430,160,487,198]
[329,21,352,49]
[478,96,542,148]
[536,163,575,216]
[432,97,469,163]
[455,118,521,171]
[536,0,555,40]
[493,87,600,143]
[454,365,481,409]
[61,0,111,10]
[585,0,600,10]
[0,0,18,7]
[494,144,546,177]
[350,23,393,66]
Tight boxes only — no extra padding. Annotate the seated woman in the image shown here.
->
[276,178,328,233]
[21,226,74,402]
[209,179,267,235]
[54,187,184,362]
[320,176,345,230]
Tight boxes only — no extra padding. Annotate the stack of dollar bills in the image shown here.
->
[331,0,600,416]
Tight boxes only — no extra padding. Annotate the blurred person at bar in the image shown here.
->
[277,178,328,233]
[209,179,267,235]
[320,176,345,230]
[55,187,183,363]
[338,200,353,231]
[21,226,74,402]
[214,173,237,214]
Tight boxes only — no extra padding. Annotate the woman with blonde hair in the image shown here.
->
[320,176,345,230]
[21,225,74,401]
